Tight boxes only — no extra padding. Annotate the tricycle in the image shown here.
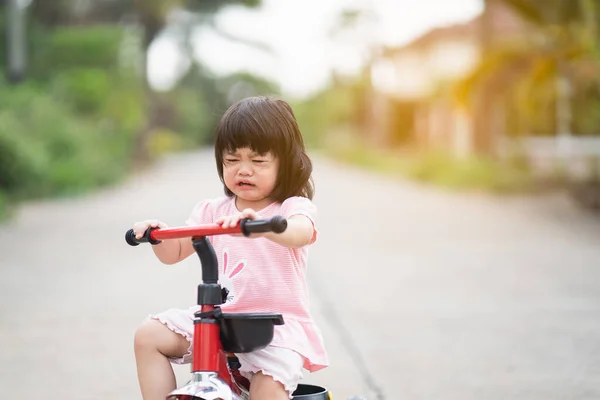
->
[126,215,332,399]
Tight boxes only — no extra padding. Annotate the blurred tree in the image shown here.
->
[328,7,379,80]
[0,0,273,216]
[131,0,262,162]
[456,0,600,144]
[326,7,378,141]
[30,0,130,26]
[27,0,263,162]
[472,0,494,154]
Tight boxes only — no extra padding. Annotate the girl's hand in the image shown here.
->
[132,219,168,239]
[216,208,261,232]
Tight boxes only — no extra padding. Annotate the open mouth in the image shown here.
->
[237,181,255,187]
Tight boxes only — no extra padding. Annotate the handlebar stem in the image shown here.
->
[193,236,218,284]
[192,236,225,306]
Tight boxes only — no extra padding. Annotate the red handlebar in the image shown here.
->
[125,216,287,246]
[151,224,242,241]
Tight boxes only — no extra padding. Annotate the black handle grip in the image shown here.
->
[240,215,287,237]
[125,227,162,246]
[125,229,140,246]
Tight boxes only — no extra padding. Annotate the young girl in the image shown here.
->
[131,96,328,400]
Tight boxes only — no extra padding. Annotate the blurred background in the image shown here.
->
[2,0,600,218]
[3,2,600,399]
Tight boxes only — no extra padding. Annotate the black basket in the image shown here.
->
[219,313,284,353]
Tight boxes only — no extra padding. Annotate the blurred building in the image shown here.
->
[368,1,528,157]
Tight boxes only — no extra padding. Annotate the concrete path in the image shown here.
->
[1,149,599,400]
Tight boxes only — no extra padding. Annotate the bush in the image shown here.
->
[0,83,131,201]
[0,112,48,197]
[0,190,10,220]
[147,128,183,159]
[30,25,123,79]
[52,68,112,114]
[325,138,533,194]
[293,84,362,148]
[169,89,214,147]
[402,150,532,193]
[0,24,144,222]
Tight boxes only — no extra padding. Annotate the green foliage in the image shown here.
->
[571,84,600,135]
[402,150,532,193]
[51,68,113,114]
[29,25,146,128]
[168,88,214,146]
[0,23,144,212]
[0,83,129,199]
[0,23,142,210]
[327,135,534,193]
[0,5,276,222]
[499,0,598,27]
[173,67,282,146]
[455,0,600,137]
[147,128,184,158]
[0,111,47,196]
[293,77,367,148]
[0,190,9,220]
[30,25,124,78]
[0,10,5,71]
[102,82,145,134]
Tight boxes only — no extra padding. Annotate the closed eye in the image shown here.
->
[253,160,267,164]
[225,158,239,163]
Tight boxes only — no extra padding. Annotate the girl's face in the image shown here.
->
[222,147,279,209]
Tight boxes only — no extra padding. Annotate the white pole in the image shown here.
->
[6,0,28,83]
[555,73,572,159]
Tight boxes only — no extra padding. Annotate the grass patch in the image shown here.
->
[0,191,14,222]
[323,133,534,194]
[401,150,533,193]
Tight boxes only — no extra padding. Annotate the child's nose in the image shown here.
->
[238,162,253,175]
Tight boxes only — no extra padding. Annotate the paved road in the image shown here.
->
[1,149,600,399]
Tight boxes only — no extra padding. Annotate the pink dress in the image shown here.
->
[150,195,329,375]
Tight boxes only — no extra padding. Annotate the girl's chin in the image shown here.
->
[233,191,262,201]
[234,194,273,208]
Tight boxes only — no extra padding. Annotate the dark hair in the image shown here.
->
[214,96,314,202]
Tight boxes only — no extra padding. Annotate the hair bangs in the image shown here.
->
[216,104,277,156]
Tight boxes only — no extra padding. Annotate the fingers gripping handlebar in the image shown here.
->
[239,215,287,236]
[125,216,288,246]
[125,226,161,246]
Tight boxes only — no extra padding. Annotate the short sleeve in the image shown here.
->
[185,200,214,226]
[280,196,318,245]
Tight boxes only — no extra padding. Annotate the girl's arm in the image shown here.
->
[151,238,195,264]
[263,214,314,248]
[133,219,196,264]
[216,209,315,249]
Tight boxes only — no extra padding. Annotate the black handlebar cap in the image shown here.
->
[240,216,288,237]
[125,229,140,246]
[125,227,162,246]
[270,215,288,234]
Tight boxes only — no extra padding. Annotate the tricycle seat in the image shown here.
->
[219,313,284,353]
